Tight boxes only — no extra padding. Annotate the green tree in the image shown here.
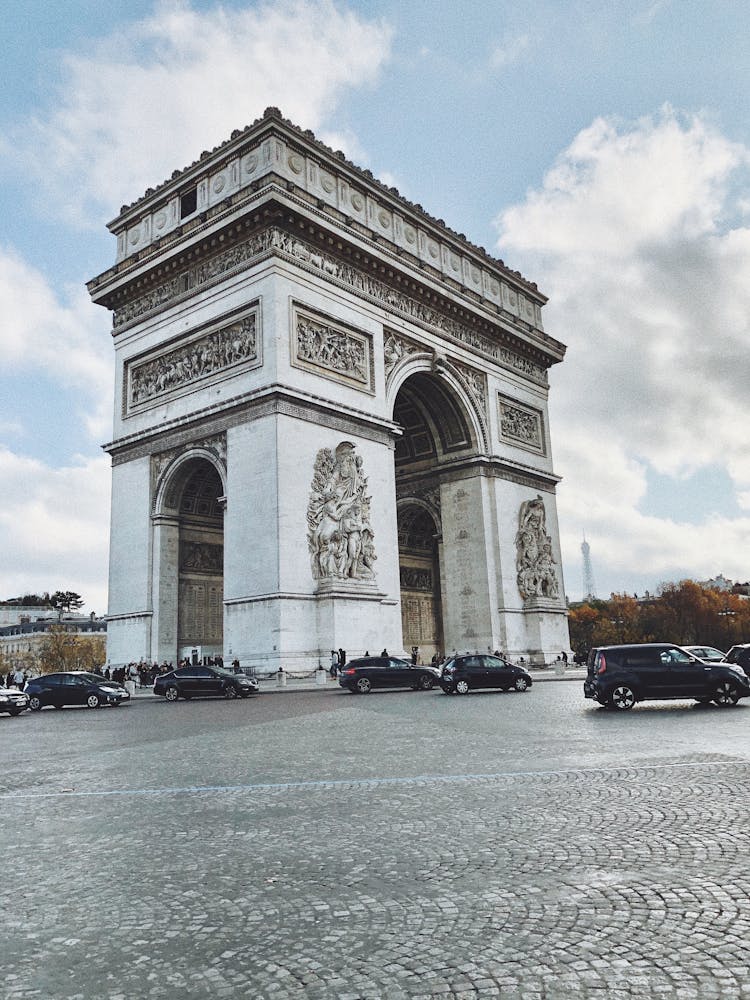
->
[39,627,104,673]
[50,591,85,618]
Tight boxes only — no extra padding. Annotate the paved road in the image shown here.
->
[3,682,750,998]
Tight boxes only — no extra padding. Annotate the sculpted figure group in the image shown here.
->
[515,495,560,600]
[307,442,377,582]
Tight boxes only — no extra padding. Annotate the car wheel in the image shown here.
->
[165,685,179,702]
[86,693,101,709]
[224,684,238,699]
[514,676,529,692]
[419,675,435,691]
[714,681,740,707]
[455,679,470,695]
[28,695,42,711]
[610,685,636,710]
[356,677,372,694]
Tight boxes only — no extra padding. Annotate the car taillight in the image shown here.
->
[597,654,607,675]
[344,668,357,675]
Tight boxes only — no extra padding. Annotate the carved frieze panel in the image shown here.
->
[291,304,374,393]
[126,306,260,414]
[179,541,223,574]
[498,395,546,455]
[400,566,433,592]
[515,495,560,601]
[113,228,549,386]
[307,442,376,583]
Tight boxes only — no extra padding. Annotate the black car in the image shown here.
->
[724,644,750,675]
[584,643,750,710]
[153,664,259,702]
[25,672,130,711]
[0,687,29,716]
[439,654,532,695]
[338,657,438,694]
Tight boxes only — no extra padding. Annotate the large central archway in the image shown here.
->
[391,366,483,661]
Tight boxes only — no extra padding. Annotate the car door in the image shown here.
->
[61,674,88,706]
[460,656,484,689]
[366,658,390,688]
[662,647,709,698]
[388,658,413,687]
[621,649,669,699]
[482,655,512,689]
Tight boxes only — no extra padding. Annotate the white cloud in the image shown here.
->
[0,247,113,440]
[496,108,750,598]
[0,448,111,613]
[490,32,530,70]
[16,0,393,226]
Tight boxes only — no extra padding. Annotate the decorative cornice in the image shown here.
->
[104,107,544,307]
[104,384,400,466]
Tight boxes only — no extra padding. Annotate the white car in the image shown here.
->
[684,645,726,664]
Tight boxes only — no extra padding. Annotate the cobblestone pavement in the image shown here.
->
[3,683,750,998]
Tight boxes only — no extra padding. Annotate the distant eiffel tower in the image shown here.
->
[581,533,597,600]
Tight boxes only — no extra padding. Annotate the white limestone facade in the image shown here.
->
[89,108,570,670]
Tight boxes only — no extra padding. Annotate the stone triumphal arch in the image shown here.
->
[89,108,570,670]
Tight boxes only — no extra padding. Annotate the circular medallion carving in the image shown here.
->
[491,280,500,295]
[471,267,480,282]
[288,154,304,174]
[212,175,226,194]
[129,229,139,246]
[154,212,166,230]
[378,209,391,228]
[428,240,438,259]
[351,192,364,211]
[404,226,416,244]
[244,155,258,174]
[450,253,460,271]
[321,174,335,193]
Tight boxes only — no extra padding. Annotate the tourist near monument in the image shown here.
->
[88,108,570,672]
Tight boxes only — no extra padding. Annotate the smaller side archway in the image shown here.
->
[151,450,227,665]
[397,500,443,663]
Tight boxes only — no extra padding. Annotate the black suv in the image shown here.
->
[584,643,750,710]
[724,645,750,675]
[338,657,438,694]
[439,654,532,695]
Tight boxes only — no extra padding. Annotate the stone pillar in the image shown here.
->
[150,513,180,664]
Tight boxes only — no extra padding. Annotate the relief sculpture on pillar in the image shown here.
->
[307,442,377,582]
[515,495,560,600]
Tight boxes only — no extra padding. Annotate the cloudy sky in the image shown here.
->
[2,0,750,613]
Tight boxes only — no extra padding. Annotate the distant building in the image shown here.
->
[0,604,54,627]
[0,615,107,672]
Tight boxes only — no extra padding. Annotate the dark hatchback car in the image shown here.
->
[584,643,750,710]
[338,657,438,694]
[439,654,532,695]
[724,644,750,676]
[26,672,130,711]
[153,664,259,702]
[0,687,29,716]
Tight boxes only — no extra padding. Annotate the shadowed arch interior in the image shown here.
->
[169,458,224,660]
[393,373,473,469]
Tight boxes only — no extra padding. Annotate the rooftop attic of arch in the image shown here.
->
[88,107,565,373]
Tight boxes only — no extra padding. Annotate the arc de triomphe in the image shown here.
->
[88,108,570,670]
